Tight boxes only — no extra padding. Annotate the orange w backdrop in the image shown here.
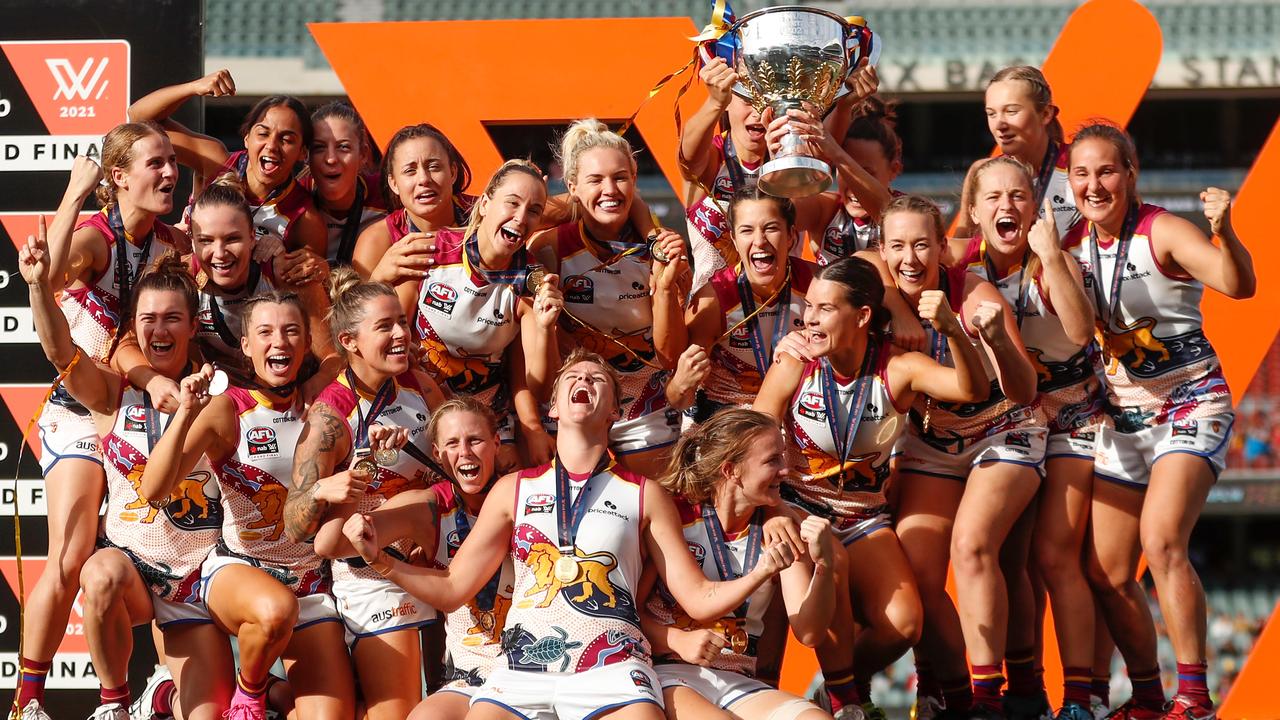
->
[311,1,1279,715]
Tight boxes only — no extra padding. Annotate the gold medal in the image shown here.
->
[353,458,379,477]
[729,629,749,654]
[525,265,547,295]
[373,447,400,467]
[553,555,579,583]
[648,233,670,264]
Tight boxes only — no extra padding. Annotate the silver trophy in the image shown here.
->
[730,7,853,198]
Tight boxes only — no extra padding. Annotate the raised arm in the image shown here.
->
[643,480,792,623]
[138,367,235,503]
[649,229,690,369]
[47,157,107,291]
[963,277,1036,405]
[680,58,737,189]
[19,220,116,414]
[342,473,517,612]
[128,71,235,177]
[518,275,564,401]
[1156,189,1256,300]
[777,514,836,647]
[1027,203,1095,347]
[897,289,990,405]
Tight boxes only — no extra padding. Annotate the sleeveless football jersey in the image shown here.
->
[964,240,1105,435]
[100,385,222,603]
[432,482,516,685]
[60,209,178,361]
[505,459,651,673]
[412,229,521,414]
[704,261,814,407]
[213,387,328,595]
[646,499,773,677]
[783,348,907,524]
[317,370,442,584]
[1064,204,1231,430]
[554,222,670,422]
[1030,142,1080,238]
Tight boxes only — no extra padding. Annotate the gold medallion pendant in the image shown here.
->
[553,555,579,583]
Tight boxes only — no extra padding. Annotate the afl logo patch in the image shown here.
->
[564,275,594,304]
[446,529,463,557]
[424,282,458,316]
[822,225,848,255]
[796,391,826,422]
[524,493,554,515]
[1171,419,1198,437]
[1005,430,1032,449]
[197,308,217,332]
[687,542,706,564]
[123,405,148,432]
[713,175,735,198]
[630,669,654,690]
[247,426,279,456]
[729,324,752,349]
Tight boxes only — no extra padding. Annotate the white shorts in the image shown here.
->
[656,663,771,709]
[611,408,681,455]
[830,512,893,547]
[37,400,101,474]
[201,553,340,629]
[1046,424,1100,460]
[152,594,211,630]
[896,426,1048,482]
[472,660,663,720]
[436,679,481,699]
[1094,413,1234,489]
[332,576,435,645]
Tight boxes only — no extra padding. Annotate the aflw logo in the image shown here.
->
[46,57,111,100]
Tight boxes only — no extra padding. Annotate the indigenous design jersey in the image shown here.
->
[194,260,277,388]
[60,210,178,361]
[1065,204,1231,431]
[964,240,1106,435]
[214,151,312,250]
[686,132,761,289]
[705,261,814,407]
[783,349,907,524]
[412,228,520,413]
[317,371,441,583]
[645,499,773,677]
[432,482,516,685]
[213,387,328,596]
[505,460,651,673]
[554,222,669,422]
[908,265,1045,451]
[100,386,222,603]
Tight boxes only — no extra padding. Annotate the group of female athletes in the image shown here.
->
[10,52,1253,720]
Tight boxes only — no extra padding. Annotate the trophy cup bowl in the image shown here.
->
[730,6,851,198]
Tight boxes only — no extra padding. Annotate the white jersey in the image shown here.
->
[505,459,651,673]
[645,499,773,677]
[1065,203,1231,431]
[1031,142,1080,238]
[432,482,516,685]
[783,348,907,526]
[213,387,328,595]
[686,132,761,290]
[316,370,442,584]
[965,242,1106,436]
[100,385,222,603]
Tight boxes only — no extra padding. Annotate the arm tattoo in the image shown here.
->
[284,402,345,541]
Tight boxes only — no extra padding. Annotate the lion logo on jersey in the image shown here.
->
[463,593,512,645]
[246,483,288,542]
[522,542,619,608]
[420,338,497,395]
[1103,317,1169,373]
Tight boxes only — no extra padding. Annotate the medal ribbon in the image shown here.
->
[1034,141,1059,208]
[347,369,398,451]
[205,261,262,350]
[734,266,792,377]
[462,233,530,290]
[821,342,879,471]
[107,203,155,354]
[1087,204,1140,331]
[452,490,503,607]
[142,390,173,454]
[553,452,615,555]
[982,244,1031,329]
[332,178,367,266]
[578,221,647,272]
[700,504,763,618]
